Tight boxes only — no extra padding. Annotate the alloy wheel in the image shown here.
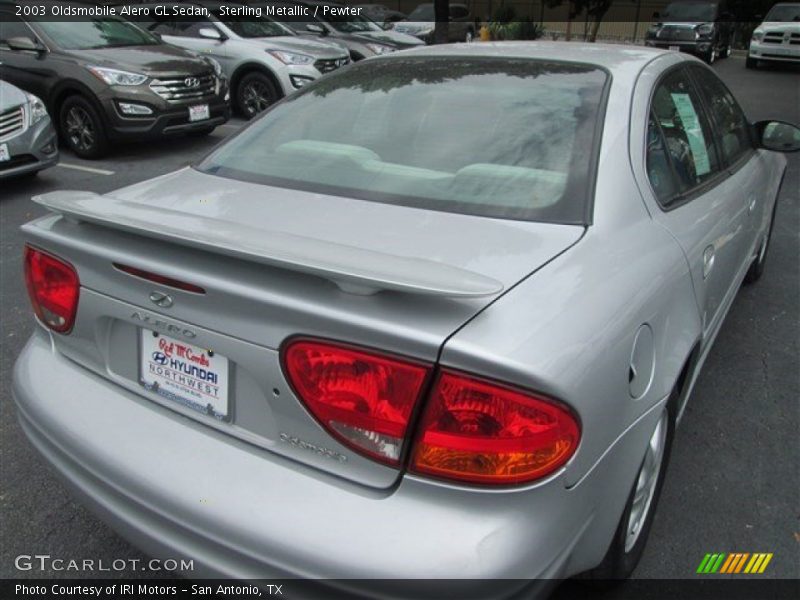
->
[242,81,272,117]
[64,106,95,152]
[624,409,668,552]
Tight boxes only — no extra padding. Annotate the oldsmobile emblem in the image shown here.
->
[149,291,173,308]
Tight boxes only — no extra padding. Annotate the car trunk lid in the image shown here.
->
[23,167,583,488]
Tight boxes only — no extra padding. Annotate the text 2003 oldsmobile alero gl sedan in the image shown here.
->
[13,43,800,595]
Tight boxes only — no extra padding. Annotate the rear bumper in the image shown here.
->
[0,116,58,179]
[12,331,656,593]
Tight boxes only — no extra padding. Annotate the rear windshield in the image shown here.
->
[198,57,608,224]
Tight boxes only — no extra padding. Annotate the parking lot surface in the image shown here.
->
[1,57,798,588]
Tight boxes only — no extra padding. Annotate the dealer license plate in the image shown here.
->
[140,330,229,419]
[669,45,681,52]
[0,143,10,162]
[189,104,210,122]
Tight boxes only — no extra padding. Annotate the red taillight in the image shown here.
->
[24,245,80,334]
[410,371,580,485]
[282,339,431,465]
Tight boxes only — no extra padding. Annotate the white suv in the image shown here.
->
[748,3,800,68]
[132,1,350,117]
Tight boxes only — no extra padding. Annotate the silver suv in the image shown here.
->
[0,80,58,179]
[131,1,350,118]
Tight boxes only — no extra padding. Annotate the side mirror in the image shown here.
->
[306,23,327,36]
[755,120,800,153]
[6,36,44,53]
[198,27,223,41]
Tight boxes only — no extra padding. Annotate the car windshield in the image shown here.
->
[764,4,800,21]
[408,5,434,20]
[198,57,607,224]
[222,16,294,38]
[661,2,718,22]
[36,18,159,49]
[324,13,383,32]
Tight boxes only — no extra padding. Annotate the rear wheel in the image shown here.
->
[59,95,108,159]
[236,72,279,120]
[704,47,717,64]
[587,402,674,582]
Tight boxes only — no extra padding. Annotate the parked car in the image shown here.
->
[127,1,350,118]
[0,9,230,158]
[13,44,799,592]
[0,80,58,179]
[267,0,424,60]
[355,4,408,27]
[394,3,476,43]
[645,0,734,64]
[747,2,800,69]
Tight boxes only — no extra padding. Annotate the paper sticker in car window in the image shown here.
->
[670,93,711,176]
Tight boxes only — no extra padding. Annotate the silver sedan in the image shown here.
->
[13,43,800,594]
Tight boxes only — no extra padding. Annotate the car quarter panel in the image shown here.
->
[440,61,703,491]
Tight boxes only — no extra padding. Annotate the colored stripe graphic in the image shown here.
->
[700,553,774,574]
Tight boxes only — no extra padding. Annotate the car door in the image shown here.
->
[644,66,750,342]
[687,64,768,265]
[0,14,50,99]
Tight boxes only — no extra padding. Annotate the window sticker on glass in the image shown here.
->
[670,93,711,176]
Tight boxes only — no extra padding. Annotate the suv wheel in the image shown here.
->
[59,96,108,159]
[236,72,279,119]
[705,47,716,64]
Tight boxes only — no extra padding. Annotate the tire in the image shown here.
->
[744,198,778,285]
[704,47,716,65]
[235,72,279,120]
[721,44,732,59]
[746,56,758,69]
[587,399,675,582]
[59,95,109,159]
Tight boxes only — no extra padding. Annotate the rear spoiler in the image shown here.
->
[31,191,504,298]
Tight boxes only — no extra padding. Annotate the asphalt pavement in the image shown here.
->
[0,56,798,590]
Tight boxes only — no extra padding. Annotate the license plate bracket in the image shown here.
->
[189,104,210,122]
[140,330,229,420]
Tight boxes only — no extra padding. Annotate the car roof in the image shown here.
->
[394,41,670,74]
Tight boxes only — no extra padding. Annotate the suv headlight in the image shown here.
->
[204,57,223,77]
[26,93,48,126]
[267,50,315,66]
[751,29,764,42]
[87,66,148,86]
[365,42,395,55]
[696,23,714,37]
